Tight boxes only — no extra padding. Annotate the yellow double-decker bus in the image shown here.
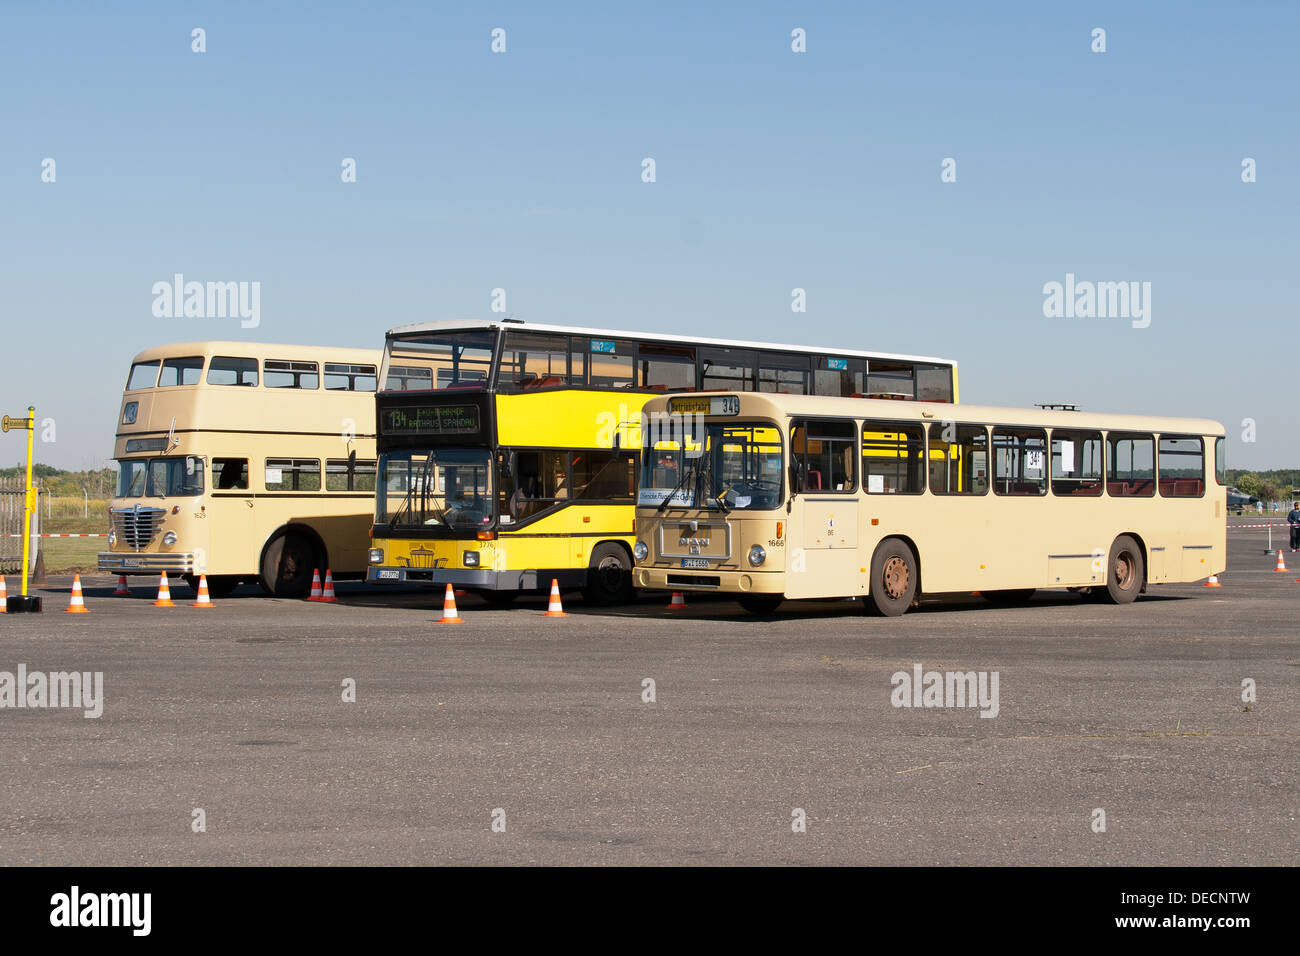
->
[98,341,380,597]
[632,391,1226,615]
[367,320,960,604]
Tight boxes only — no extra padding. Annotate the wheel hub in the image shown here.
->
[882,555,909,599]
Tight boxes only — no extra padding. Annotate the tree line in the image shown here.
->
[0,465,116,498]
[1225,470,1300,504]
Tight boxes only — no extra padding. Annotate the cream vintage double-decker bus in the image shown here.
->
[632,392,1226,615]
[98,342,380,597]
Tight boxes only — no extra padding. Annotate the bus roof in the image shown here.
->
[385,319,958,369]
[644,391,1225,437]
[127,341,381,364]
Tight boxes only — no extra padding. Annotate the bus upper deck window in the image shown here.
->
[264,360,320,389]
[126,361,160,390]
[325,363,378,391]
[158,357,204,387]
[208,357,259,386]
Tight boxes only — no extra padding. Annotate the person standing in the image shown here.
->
[1288,501,1300,552]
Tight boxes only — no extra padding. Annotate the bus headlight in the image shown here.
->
[162,531,178,546]
[108,530,117,546]
[368,549,384,564]
[463,551,479,567]
[748,545,766,567]
[633,541,649,562]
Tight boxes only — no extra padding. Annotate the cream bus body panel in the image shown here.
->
[633,393,1226,602]
[100,342,378,583]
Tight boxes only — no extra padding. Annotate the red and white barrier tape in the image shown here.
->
[3,533,108,538]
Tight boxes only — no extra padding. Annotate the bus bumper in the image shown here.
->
[634,567,785,594]
[98,552,195,574]
[366,565,587,590]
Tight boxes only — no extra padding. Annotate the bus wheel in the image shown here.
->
[478,589,518,608]
[738,595,783,616]
[184,574,240,599]
[582,543,635,605]
[1103,535,1143,604]
[867,539,918,617]
[982,588,1036,606]
[259,532,319,599]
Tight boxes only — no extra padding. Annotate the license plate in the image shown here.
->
[122,559,140,568]
[377,569,400,580]
[680,558,710,569]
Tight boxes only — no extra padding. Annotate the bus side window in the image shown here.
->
[790,419,856,493]
[928,424,988,495]
[992,427,1048,496]
[212,458,249,490]
[1106,434,1155,497]
[1050,430,1103,496]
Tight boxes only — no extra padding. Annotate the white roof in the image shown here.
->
[385,319,957,368]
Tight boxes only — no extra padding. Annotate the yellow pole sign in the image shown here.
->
[2,406,40,612]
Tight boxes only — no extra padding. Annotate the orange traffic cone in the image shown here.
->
[1274,550,1287,572]
[438,583,464,623]
[1204,575,1222,588]
[0,574,8,612]
[307,569,323,601]
[318,569,338,603]
[65,573,90,613]
[666,591,688,610]
[542,578,567,617]
[113,575,131,596]
[191,574,216,608]
[153,571,175,607]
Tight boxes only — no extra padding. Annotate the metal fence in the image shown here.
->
[0,476,40,574]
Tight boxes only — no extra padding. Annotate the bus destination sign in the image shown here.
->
[382,404,480,436]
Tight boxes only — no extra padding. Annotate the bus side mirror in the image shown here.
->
[788,462,801,497]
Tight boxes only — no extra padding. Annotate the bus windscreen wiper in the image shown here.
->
[657,462,697,513]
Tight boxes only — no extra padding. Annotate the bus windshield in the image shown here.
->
[383,331,496,391]
[639,422,783,511]
[377,448,494,531]
[116,456,206,498]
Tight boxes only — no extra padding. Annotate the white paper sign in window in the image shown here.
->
[1059,441,1074,473]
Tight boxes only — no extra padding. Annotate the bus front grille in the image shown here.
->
[110,505,167,551]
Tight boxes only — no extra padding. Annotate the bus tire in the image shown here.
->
[1103,535,1143,605]
[982,588,1036,606]
[184,574,240,599]
[259,531,321,599]
[582,543,635,605]
[738,594,783,616]
[867,538,918,617]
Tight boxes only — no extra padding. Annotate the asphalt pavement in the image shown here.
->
[0,524,1295,865]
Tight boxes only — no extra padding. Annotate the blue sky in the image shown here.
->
[2,1,1296,470]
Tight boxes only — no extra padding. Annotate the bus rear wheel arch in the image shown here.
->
[259,528,325,599]
[867,537,919,617]
[1103,534,1144,604]
[582,542,635,606]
